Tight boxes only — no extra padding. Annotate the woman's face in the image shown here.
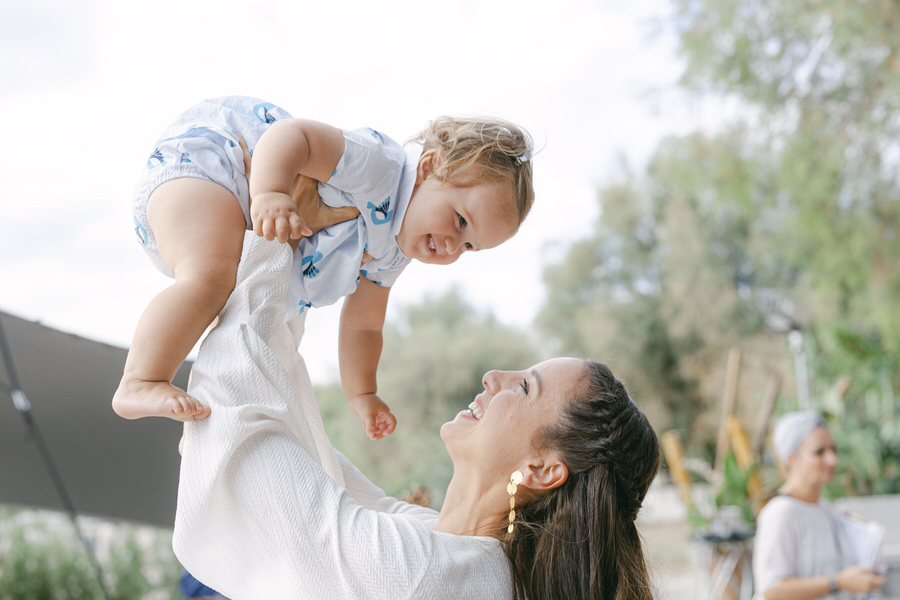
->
[788,426,838,486]
[440,357,585,480]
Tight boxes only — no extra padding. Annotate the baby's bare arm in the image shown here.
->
[239,132,357,241]
[248,120,345,242]
[339,278,396,439]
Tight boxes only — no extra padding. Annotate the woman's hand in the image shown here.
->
[836,565,887,594]
[290,175,360,235]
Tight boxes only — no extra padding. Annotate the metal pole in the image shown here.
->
[788,329,810,410]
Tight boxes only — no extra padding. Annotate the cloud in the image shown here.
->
[0,0,685,381]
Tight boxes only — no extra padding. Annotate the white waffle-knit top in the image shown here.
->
[173,232,513,599]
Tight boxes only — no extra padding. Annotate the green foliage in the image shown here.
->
[0,508,182,600]
[669,0,900,357]
[540,0,900,459]
[318,288,540,504]
[0,522,97,599]
[537,132,788,452]
[715,453,756,526]
[811,341,900,497]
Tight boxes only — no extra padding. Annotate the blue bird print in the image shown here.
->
[302,251,324,278]
[180,152,192,164]
[298,300,312,314]
[370,129,384,143]
[133,217,149,246]
[367,197,393,224]
[253,102,278,124]
[147,148,165,169]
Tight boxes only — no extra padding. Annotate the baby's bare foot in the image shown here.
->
[112,379,211,422]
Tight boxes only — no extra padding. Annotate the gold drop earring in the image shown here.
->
[507,470,523,534]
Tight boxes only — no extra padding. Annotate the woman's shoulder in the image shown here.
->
[758,494,830,524]
[417,532,513,599]
[759,494,801,519]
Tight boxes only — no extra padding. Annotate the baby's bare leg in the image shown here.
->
[113,178,246,421]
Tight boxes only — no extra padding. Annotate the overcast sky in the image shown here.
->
[0,0,706,382]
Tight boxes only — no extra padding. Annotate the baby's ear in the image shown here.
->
[416,151,439,184]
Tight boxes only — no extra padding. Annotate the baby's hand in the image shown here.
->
[349,394,397,440]
[240,135,309,243]
[251,191,313,243]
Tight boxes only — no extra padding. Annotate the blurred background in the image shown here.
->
[2,0,899,598]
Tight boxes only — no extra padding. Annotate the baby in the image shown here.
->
[114,96,534,439]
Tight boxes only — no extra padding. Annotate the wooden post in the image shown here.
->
[831,375,851,399]
[660,431,693,510]
[729,415,762,514]
[751,374,782,459]
[716,348,742,473]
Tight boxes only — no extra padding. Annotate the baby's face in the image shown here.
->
[396,175,518,265]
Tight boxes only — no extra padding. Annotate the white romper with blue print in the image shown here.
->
[132,96,418,319]
[288,127,418,318]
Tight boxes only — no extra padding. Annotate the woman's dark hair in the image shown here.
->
[504,360,660,600]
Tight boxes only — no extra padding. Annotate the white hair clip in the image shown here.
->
[515,151,531,165]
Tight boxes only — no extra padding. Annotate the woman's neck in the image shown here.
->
[780,477,823,504]
[434,473,506,538]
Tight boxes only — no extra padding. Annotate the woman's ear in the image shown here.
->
[416,151,438,185]
[522,454,568,492]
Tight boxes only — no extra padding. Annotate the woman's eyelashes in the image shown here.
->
[520,378,529,394]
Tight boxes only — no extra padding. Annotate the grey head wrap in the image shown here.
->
[773,410,827,464]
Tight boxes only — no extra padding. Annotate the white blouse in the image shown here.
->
[173,233,513,599]
[753,494,856,599]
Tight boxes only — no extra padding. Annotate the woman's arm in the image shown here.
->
[174,235,512,599]
[760,575,835,600]
[335,449,440,521]
[762,567,886,599]
[174,235,429,598]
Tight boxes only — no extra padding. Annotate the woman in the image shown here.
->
[173,232,660,599]
[753,411,886,599]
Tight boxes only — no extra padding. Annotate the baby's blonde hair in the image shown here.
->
[410,117,535,226]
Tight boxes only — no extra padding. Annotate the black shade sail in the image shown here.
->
[0,310,191,527]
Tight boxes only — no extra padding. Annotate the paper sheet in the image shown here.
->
[839,511,885,567]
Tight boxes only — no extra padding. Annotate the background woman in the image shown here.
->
[753,410,887,599]
[173,232,660,600]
